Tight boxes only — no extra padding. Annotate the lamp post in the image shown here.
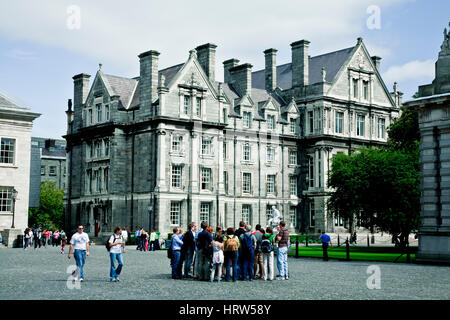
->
[11,188,18,229]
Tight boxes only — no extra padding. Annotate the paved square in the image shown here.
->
[0,246,448,300]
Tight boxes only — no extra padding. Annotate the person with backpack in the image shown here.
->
[234,221,247,280]
[239,225,257,281]
[253,224,264,279]
[276,221,290,280]
[108,226,124,282]
[223,227,240,282]
[261,226,276,281]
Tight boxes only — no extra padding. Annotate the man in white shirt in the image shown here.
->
[121,227,128,250]
[109,226,124,282]
[68,225,90,281]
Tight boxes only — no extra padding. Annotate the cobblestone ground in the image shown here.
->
[0,246,448,300]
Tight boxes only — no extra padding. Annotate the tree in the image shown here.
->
[29,182,64,230]
[387,106,419,152]
[327,147,420,249]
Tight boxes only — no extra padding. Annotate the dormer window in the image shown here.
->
[267,115,275,130]
[88,109,93,125]
[353,79,359,99]
[243,111,252,128]
[289,118,296,134]
[363,81,369,100]
[96,104,102,122]
[105,105,110,121]
[184,96,191,115]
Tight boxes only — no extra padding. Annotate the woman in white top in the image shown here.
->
[209,235,224,283]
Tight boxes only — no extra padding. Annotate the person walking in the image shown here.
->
[276,221,290,280]
[68,225,90,282]
[149,229,158,251]
[42,229,50,248]
[33,227,41,249]
[60,230,67,254]
[239,224,257,281]
[28,228,33,248]
[108,226,125,282]
[181,223,196,278]
[319,231,332,261]
[52,230,60,247]
[253,224,264,279]
[261,227,275,281]
[135,228,142,251]
[234,221,247,280]
[223,227,239,282]
[209,234,224,283]
[24,228,31,250]
[196,222,212,281]
[121,227,128,246]
[141,229,148,251]
[170,227,183,280]
[193,223,201,279]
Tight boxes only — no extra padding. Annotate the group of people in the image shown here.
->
[135,228,160,252]
[169,220,290,282]
[23,227,67,253]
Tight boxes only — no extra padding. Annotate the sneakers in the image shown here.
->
[285,277,289,280]
[79,278,84,282]
[115,277,120,282]
[110,278,120,282]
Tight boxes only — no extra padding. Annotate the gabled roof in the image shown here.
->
[251,46,355,90]
[103,74,138,109]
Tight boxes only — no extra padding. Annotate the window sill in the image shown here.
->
[200,154,214,159]
[0,164,17,169]
[169,152,185,157]
[86,157,110,162]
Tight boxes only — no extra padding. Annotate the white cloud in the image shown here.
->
[382,59,435,84]
[0,0,410,76]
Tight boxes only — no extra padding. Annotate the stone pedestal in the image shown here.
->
[2,228,23,248]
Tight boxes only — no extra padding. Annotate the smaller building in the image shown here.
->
[29,137,67,208]
[0,91,40,246]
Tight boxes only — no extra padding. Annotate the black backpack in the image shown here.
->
[261,235,273,253]
[105,234,118,252]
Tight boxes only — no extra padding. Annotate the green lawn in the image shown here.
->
[287,246,417,263]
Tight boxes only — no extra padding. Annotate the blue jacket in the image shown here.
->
[171,234,183,251]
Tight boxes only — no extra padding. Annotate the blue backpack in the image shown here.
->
[241,233,254,256]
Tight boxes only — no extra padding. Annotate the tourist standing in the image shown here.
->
[28,228,33,248]
[135,228,142,251]
[234,221,247,280]
[52,230,60,247]
[24,228,31,250]
[319,231,332,261]
[261,227,275,281]
[171,227,183,279]
[68,225,90,281]
[253,224,264,279]
[149,229,158,251]
[60,230,67,254]
[181,223,196,278]
[193,223,202,278]
[108,226,124,282]
[276,221,290,280]
[121,227,128,247]
[33,227,41,249]
[210,234,224,283]
[42,229,50,248]
[239,225,257,281]
[196,222,212,281]
[141,229,148,251]
[223,227,240,282]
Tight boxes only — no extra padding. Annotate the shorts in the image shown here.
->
[254,252,263,264]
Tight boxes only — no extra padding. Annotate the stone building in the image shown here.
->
[64,37,400,238]
[404,23,450,263]
[29,137,67,208]
[0,91,40,246]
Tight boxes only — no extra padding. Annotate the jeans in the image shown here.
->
[74,249,87,279]
[109,252,123,280]
[34,239,41,249]
[277,246,288,278]
[183,247,194,277]
[242,254,254,280]
[322,243,329,261]
[24,238,29,249]
[263,251,274,280]
[150,241,156,251]
[171,250,181,279]
[224,251,239,281]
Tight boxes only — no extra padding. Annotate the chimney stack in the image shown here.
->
[264,48,277,92]
[138,50,160,118]
[72,73,90,132]
[229,63,253,96]
[196,43,217,81]
[223,59,240,83]
[371,56,381,71]
[291,40,310,88]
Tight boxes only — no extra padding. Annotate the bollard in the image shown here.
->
[371,234,375,244]
[367,234,370,247]
[346,238,350,261]
[338,234,340,246]
[295,238,299,258]
[406,244,411,263]
[306,236,308,247]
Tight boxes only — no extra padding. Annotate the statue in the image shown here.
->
[267,206,282,229]
[321,67,326,82]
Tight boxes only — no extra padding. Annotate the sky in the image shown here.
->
[0,0,448,139]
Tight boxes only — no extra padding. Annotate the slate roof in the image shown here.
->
[252,46,355,90]
[0,91,28,111]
